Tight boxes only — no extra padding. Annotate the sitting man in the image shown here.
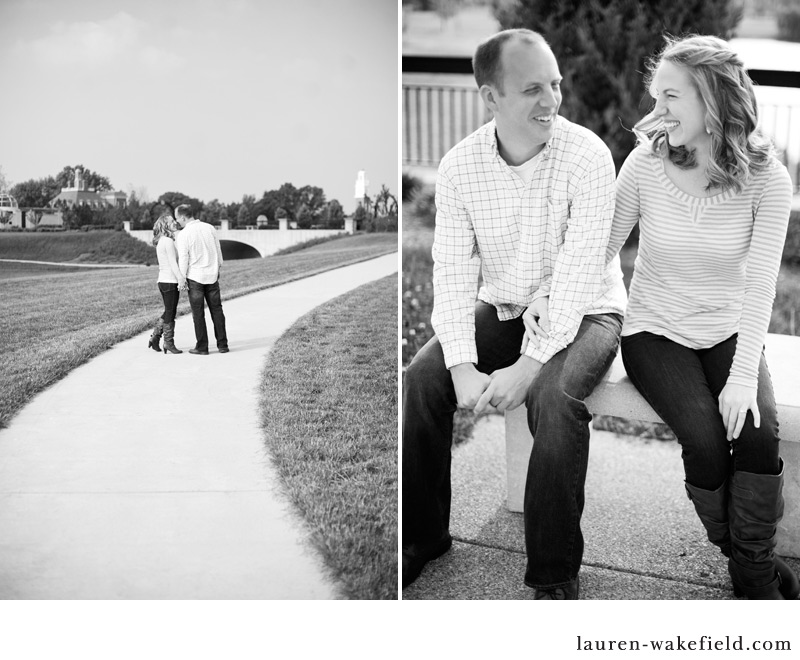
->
[402,29,627,599]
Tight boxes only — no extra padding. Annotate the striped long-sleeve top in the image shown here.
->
[606,145,793,388]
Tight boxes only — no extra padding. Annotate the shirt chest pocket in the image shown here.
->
[546,197,570,247]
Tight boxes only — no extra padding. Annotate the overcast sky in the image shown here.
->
[0,0,397,212]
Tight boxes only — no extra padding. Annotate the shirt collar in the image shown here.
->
[486,117,557,166]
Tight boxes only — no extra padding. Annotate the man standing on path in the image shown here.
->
[176,204,229,355]
[402,29,627,599]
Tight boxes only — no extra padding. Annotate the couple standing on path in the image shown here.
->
[403,29,797,599]
[148,204,230,356]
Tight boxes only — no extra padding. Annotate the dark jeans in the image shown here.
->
[621,332,781,490]
[158,282,179,324]
[187,279,228,351]
[402,302,622,588]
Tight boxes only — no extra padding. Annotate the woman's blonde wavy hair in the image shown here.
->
[152,213,181,246]
[634,34,773,193]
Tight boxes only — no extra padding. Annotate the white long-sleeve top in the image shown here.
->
[605,145,793,388]
[431,117,627,369]
[156,236,181,283]
[176,219,223,284]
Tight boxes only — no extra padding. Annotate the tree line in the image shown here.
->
[6,164,397,232]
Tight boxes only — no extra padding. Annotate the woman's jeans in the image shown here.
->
[158,282,179,324]
[620,332,781,490]
[402,302,622,588]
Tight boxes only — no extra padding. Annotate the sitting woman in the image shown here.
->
[605,35,798,599]
[148,213,186,355]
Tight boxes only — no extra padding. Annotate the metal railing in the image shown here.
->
[403,56,800,184]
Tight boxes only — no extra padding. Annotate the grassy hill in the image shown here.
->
[0,230,157,264]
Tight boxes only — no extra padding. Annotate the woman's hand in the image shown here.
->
[178,278,187,292]
[520,297,550,353]
[718,383,760,441]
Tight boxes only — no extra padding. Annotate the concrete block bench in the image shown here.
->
[505,333,800,559]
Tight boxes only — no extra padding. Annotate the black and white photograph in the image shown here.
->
[401,0,800,605]
[0,0,398,605]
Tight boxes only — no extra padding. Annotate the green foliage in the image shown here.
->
[10,177,59,207]
[322,199,345,229]
[493,0,743,171]
[55,165,112,191]
[778,7,800,42]
[158,191,204,218]
[402,173,422,202]
[408,183,436,229]
[0,230,156,264]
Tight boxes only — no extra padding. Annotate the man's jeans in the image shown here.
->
[158,282,179,324]
[621,332,781,490]
[402,302,622,588]
[187,279,228,351]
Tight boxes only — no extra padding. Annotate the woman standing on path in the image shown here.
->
[148,213,186,355]
[604,35,798,599]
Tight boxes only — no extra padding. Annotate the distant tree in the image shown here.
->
[159,191,204,218]
[372,184,398,219]
[237,203,252,227]
[226,201,241,226]
[323,199,345,229]
[0,165,9,192]
[55,165,112,191]
[353,204,369,231]
[200,198,226,225]
[296,185,326,221]
[275,183,299,220]
[492,0,743,170]
[296,204,314,229]
[11,177,59,207]
[252,191,280,224]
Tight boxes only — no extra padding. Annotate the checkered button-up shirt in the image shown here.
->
[177,219,224,285]
[431,117,627,368]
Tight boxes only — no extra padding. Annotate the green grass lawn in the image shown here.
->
[259,276,397,600]
[0,233,397,429]
[0,230,158,264]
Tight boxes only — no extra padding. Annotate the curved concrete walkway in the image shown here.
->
[0,253,397,599]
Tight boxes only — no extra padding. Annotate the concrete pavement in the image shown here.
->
[402,414,800,600]
[0,253,397,599]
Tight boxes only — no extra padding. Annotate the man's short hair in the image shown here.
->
[175,204,192,220]
[472,28,549,94]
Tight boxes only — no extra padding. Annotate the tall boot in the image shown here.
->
[727,461,797,600]
[685,480,731,557]
[148,318,164,352]
[686,478,799,599]
[162,321,183,355]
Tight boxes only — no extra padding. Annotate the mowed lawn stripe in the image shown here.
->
[259,275,398,600]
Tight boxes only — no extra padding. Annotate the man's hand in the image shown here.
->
[520,297,550,353]
[474,355,542,415]
[178,277,187,292]
[450,363,492,412]
[718,382,760,441]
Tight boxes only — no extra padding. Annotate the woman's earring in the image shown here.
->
[705,126,712,135]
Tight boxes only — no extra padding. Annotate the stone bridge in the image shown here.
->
[124,218,355,258]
